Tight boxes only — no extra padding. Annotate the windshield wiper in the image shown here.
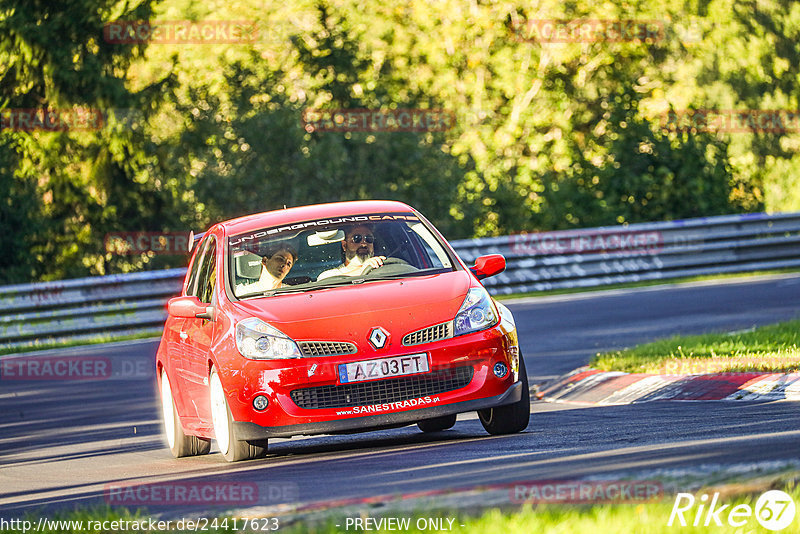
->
[359,269,447,281]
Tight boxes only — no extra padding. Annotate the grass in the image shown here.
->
[590,319,800,374]
[3,482,797,533]
[442,486,800,534]
[496,267,800,300]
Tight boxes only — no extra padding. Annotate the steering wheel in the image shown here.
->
[361,257,411,275]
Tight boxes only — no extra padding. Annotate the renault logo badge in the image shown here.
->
[368,327,389,350]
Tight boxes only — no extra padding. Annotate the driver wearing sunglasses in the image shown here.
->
[317,225,387,280]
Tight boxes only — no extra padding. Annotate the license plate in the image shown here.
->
[338,353,429,383]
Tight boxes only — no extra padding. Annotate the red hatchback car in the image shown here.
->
[156,200,530,461]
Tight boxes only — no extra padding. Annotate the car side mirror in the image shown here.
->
[470,254,506,280]
[167,296,215,321]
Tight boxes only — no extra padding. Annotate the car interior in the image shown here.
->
[230,220,454,296]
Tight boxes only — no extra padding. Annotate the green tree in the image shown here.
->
[165,4,477,238]
[3,0,791,283]
[0,0,182,282]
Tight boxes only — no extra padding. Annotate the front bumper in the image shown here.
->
[215,321,520,439]
[233,380,522,439]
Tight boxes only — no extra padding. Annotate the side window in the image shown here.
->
[194,238,217,304]
[409,222,452,269]
[184,238,207,297]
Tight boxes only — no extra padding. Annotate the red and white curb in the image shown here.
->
[540,367,800,405]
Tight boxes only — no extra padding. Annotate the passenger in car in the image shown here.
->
[238,245,297,292]
[317,225,386,280]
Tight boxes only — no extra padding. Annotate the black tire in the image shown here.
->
[478,355,530,435]
[160,369,211,458]
[417,414,457,432]
[210,368,268,462]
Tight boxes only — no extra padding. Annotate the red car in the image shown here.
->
[156,200,529,462]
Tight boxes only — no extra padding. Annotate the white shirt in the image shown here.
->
[236,267,283,294]
[317,260,370,280]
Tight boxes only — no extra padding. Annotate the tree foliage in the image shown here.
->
[1,0,795,283]
[0,0,179,282]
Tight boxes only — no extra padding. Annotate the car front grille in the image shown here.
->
[298,341,358,357]
[402,321,453,346]
[290,366,474,410]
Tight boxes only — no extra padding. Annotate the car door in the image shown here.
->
[176,236,217,425]
[164,235,207,421]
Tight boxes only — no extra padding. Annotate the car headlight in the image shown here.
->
[454,287,498,336]
[235,318,302,359]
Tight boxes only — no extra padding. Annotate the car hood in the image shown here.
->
[231,271,472,345]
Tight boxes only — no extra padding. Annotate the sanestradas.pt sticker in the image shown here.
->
[336,395,439,416]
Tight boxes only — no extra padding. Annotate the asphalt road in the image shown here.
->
[2,274,799,520]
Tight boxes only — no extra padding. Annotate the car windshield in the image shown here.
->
[228,212,457,298]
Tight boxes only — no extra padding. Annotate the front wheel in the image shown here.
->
[478,355,530,435]
[160,369,210,457]
[209,367,268,462]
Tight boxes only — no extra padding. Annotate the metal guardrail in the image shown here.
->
[454,211,800,294]
[0,269,185,352]
[3,212,800,352]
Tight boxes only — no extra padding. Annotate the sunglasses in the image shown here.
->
[350,234,375,244]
